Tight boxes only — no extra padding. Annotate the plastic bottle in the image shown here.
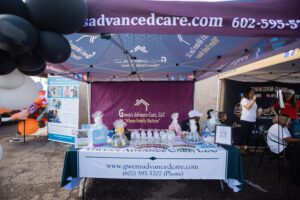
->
[90,111,108,147]
[154,130,160,144]
[147,130,153,144]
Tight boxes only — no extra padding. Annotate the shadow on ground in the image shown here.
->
[0,124,300,200]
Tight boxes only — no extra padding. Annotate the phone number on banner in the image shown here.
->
[232,18,300,30]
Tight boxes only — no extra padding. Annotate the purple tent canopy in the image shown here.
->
[46,0,300,82]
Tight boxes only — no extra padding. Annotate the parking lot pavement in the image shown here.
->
[0,124,78,200]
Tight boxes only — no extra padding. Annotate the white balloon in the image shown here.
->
[0,76,38,110]
[0,69,26,89]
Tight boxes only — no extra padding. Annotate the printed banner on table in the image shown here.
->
[79,147,227,180]
[91,82,194,129]
[47,76,80,144]
[82,0,300,37]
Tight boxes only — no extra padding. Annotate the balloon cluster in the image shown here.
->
[0,0,87,110]
[0,0,88,76]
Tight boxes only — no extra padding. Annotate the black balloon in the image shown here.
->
[15,54,46,76]
[0,14,38,54]
[36,31,71,63]
[0,0,29,20]
[0,50,17,75]
[19,64,46,76]
[25,0,88,34]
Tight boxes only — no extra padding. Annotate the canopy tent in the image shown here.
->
[46,0,300,82]
[219,48,300,83]
[217,48,300,122]
[47,35,300,82]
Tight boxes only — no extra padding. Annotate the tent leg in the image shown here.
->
[87,83,91,124]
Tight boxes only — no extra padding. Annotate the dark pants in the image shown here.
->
[240,120,255,146]
[284,143,300,185]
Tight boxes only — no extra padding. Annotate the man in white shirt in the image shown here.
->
[267,115,300,154]
[267,123,291,154]
[267,115,300,186]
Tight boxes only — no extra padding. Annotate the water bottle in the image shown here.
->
[147,130,153,144]
[130,131,136,145]
[161,132,167,144]
[135,131,141,145]
[141,130,147,144]
[154,130,160,144]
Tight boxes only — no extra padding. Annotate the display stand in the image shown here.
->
[276,89,290,200]
[278,112,290,200]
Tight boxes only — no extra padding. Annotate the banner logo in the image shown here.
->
[134,99,150,111]
[76,35,100,43]
[161,56,167,63]
[177,34,190,46]
[234,103,241,115]
[130,46,148,53]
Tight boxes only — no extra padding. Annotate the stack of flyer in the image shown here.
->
[74,125,90,148]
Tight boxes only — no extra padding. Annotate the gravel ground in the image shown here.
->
[0,124,299,200]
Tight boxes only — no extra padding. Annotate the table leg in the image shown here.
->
[220,180,224,192]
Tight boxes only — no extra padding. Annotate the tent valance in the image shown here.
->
[46,0,300,82]
[82,0,300,37]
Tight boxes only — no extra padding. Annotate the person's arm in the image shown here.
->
[272,101,281,115]
[284,137,300,143]
[261,107,274,114]
[242,96,256,110]
[282,127,300,142]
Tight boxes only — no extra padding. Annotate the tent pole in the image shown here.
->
[86,72,91,124]
[216,79,221,111]
[87,82,91,124]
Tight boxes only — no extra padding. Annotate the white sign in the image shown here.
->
[48,76,80,144]
[215,125,232,146]
[74,129,89,149]
[277,89,285,109]
[79,147,227,180]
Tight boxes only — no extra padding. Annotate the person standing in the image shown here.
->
[240,88,257,151]
[272,89,300,138]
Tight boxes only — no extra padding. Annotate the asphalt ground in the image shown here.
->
[0,124,300,200]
